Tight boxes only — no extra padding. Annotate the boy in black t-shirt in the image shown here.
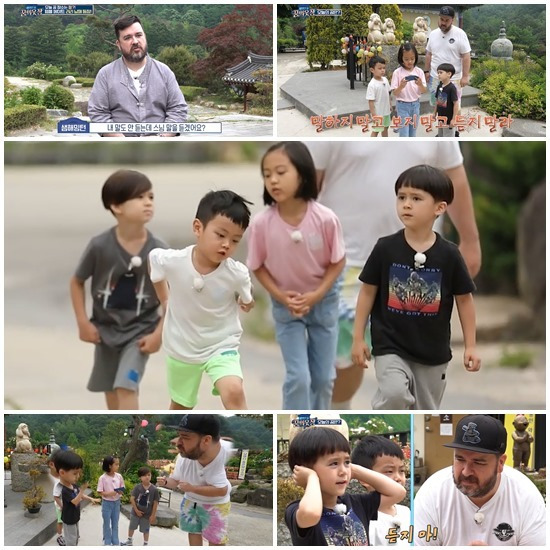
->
[351,165,480,410]
[54,450,100,546]
[284,427,406,546]
[434,63,459,137]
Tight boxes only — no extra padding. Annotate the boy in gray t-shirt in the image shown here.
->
[70,170,167,410]
[122,467,160,546]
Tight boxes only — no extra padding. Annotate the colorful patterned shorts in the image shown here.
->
[335,267,372,368]
[179,497,230,544]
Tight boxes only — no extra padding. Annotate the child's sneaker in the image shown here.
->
[56,535,66,546]
[120,540,133,546]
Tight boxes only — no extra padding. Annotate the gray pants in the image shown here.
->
[63,522,79,546]
[372,354,447,410]
[437,126,455,137]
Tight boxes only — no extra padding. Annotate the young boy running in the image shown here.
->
[70,169,166,410]
[149,190,254,410]
[352,164,480,409]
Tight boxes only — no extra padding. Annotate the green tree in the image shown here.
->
[340,4,372,37]
[183,9,205,27]
[63,23,87,58]
[306,5,338,69]
[5,26,28,73]
[24,17,68,68]
[156,45,197,85]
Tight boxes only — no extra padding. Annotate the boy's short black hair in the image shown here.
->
[394,164,454,204]
[114,15,142,39]
[397,42,419,66]
[369,56,386,69]
[54,450,83,472]
[261,142,318,206]
[351,435,405,470]
[195,190,253,230]
[288,427,350,470]
[437,63,456,77]
[101,169,152,213]
[137,466,151,477]
[102,456,117,473]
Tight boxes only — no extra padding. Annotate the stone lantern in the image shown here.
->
[491,21,513,60]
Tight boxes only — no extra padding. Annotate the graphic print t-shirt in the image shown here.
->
[285,492,380,546]
[435,82,458,127]
[359,230,475,365]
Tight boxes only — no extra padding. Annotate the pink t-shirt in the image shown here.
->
[247,201,345,294]
[97,472,124,502]
[391,66,426,102]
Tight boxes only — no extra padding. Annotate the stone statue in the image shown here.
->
[382,18,396,45]
[511,414,533,470]
[491,20,513,60]
[412,16,429,54]
[367,13,384,45]
[15,423,32,453]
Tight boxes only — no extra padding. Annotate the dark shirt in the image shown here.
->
[61,484,80,525]
[435,82,458,127]
[359,230,475,365]
[285,492,381,546]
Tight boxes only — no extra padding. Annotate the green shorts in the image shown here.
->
[166,351,243,408]
[372,114,391,132]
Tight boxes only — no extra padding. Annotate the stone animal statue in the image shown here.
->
[367,13,384,45]
[382,18,396,45]
[413,16,429,53]
[511,414,533,470]
[15,423,33,453]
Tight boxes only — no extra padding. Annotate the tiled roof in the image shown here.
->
[223,52,273,84]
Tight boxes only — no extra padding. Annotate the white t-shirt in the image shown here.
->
[53,479,62,511]
[172,439,233,505]
[366,76,391,117]
[426,26,471,81]
[369,504,411,546]
[149,246,252,363]
[128,64,146,93]
[306,142,464,266]
[414,465,546,546]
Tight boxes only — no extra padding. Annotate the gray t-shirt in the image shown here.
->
[74,227,167,347]
[131,483,160,518]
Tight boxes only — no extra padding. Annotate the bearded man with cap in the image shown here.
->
[414,414,546,546]
[157,414,233,546]
[424,6,471,110]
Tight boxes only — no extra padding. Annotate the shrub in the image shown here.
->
[45,71,80,81]
[5,104,47,131]
[67,51,111,78]
[156,45,197,85]
[20,86,43,105]
[24,62,63,80]
[179,85,207,102]
[277,478,304,522]
[4,78,20,109]
[248,68,273,116]
[479,73,545,121]
[43,84,75,111]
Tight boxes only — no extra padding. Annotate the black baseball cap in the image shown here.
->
[439,6,455,17]
[443,415,507,454]
[167,414,220,438]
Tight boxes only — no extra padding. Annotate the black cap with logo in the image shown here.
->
[168,414,220,438]
[443,415,507,454]
[439,6,456,17]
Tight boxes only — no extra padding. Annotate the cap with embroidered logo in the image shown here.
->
[439,6,455,17]
[167,414,220,438]
[443,415,507,454]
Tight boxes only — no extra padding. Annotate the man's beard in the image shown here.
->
[439,23,452,33]
[179,442,203,461]
[453,465,499,498]
[122,44,147,63]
